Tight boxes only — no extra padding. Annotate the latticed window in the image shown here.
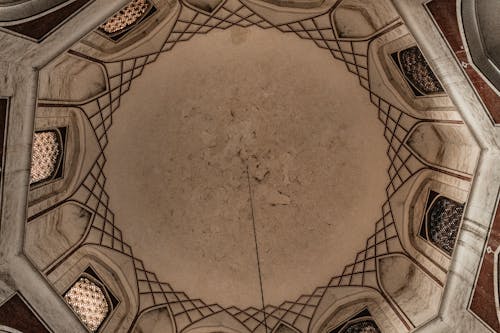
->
[419,191,465,256]
[99,0,155,41]
[340,320,381,333]
[330,309,381,333]
[426,196,464,255]
[392,46,444,96]
[30,130,64,185]
[64,277,110,332]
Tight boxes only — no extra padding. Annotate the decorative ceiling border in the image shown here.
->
[31,0,474,332]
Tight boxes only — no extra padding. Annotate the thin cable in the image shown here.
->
[246,165,268,333]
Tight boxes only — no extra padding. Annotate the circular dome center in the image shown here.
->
[106,26,389,308]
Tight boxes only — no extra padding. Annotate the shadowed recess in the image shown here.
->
[0,294,50,333]
[2,0,92,42]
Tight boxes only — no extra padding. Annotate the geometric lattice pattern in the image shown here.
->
[330,309,381,333]
[64,277,109,332]
[398,46,444,96]
[427,196,464,255]
[30,131,61,184]
[37,0,467,331]
[341,320,381,333]
[99,0,151,34]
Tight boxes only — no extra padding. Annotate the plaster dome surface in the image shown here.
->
[106,26,388,307]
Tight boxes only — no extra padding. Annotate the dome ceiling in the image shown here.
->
[104,26,389,307]
[0,0,498,333]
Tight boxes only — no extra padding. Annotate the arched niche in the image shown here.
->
[78,0,176,58]
[327,309,380,333]
[38,53,107,104]
[28,107,85,210]
[27,105,101,220]
[47,245,139,332]
[331,0,398,40]
[405,122,480,176]
[377,254,442,328]
[131,306,175,333]
[373,30,456,115]
[310,287,405,333]
[182,0,223,14]
[401,171,470,278]
[24,202,92,272]
[272,323,299,333]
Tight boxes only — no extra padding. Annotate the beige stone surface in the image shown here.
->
[0,0,497,331]
[24,203,91,271]
[105,26,388,308]
[38,55,106,103]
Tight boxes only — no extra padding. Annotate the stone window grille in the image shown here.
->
[391,46,445,96]
[30,129,65,186]
[98,0,155,41]
[426,196,464,255]
[340,320,381,333]
[64,275,111,332]
[419,191,465,256]
[330,309,382,333]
